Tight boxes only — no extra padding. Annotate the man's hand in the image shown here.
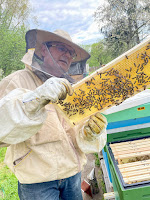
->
[35,77,73,103]
[23,77,73,113]
[83,112,107,141]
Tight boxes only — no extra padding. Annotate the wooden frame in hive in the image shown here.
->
[54,36,150,126]
[110,137,150,184]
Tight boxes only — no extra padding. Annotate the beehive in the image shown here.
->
[110,137,150,184]
[55,37,150,126]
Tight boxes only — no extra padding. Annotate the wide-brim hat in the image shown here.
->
[25,29,90,63]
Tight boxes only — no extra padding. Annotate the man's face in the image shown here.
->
[41,42,76,77]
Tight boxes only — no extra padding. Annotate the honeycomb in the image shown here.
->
[55,37,150,126]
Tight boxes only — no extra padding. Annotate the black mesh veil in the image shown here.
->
[69,59,87,77]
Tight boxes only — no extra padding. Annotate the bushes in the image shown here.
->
[0,148,19,200]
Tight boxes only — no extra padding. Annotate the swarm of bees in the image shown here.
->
[56,40,150,126]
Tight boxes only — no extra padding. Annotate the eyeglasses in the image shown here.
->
[46,43,77,60]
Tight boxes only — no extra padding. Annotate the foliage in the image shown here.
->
[98,169,106,195]
[79,44,91,54]
[94,153,100,167]
[0,0,37,29]
[94,153,106,198]
[89,41,113,67]
[0,0,38,78]
[94,0,150,57]
[81,42,113,68]
[0,26,27,78]
[0,148,19,200]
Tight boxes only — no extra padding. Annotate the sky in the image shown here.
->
[29,0,106,45]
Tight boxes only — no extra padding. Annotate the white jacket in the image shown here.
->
[0,66,107,184]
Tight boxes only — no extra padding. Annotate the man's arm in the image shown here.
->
[0,77,73,144]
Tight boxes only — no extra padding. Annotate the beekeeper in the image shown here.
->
[0,29,107,200]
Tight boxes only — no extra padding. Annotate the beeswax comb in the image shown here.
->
[55,37,150,126]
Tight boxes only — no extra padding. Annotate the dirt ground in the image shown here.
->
[81,153,104,200]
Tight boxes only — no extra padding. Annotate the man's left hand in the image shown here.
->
[83,112,107,141]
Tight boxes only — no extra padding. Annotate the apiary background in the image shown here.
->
[55,37,150,126]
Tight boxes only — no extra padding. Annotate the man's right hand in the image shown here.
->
[35,77,73,102]
[23,77,73,113]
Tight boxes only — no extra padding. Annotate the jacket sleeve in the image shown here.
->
[0,80,47,145]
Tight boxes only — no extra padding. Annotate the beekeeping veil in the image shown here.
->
[21,29,90,83]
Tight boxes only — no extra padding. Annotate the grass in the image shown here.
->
[0,148,19,200]
[97,167,106,200]
[94,153,106,200]
[98,168,106,194]
[94,153,100,167]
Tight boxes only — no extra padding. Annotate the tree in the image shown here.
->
[0,26,27,77]
[81,42,113,68]
[0,0,38,78]
[0,0,36,29]
[94,0,150,57]
[88,41,112,67]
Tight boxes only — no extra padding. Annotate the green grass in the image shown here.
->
[94,153,106,200]
[94,153,100,167]
[0,148,19,200]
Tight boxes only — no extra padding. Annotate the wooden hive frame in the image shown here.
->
[118,159,150,184]
[110,138,150,164]
[54,36,150,126]
[110,137,150,184]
